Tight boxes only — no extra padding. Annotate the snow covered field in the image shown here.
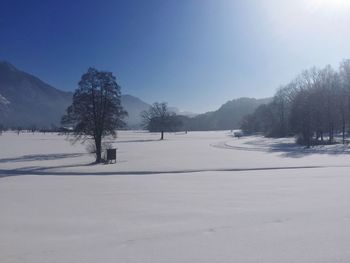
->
[1,131,350,262]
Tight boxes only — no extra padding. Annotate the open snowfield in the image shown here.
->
[1,131,350,262]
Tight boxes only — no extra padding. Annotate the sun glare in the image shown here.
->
[310,0,350,8]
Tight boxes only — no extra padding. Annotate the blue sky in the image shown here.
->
[1,0,350,113]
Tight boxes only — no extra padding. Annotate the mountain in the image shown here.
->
[0,61,73,128]
[168,106,198,118]
[0,61,154,129]
[182,97,272,131]
[121,94,150,128]
[0,60,270,130]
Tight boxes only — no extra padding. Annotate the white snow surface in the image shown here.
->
[1,131,350,262]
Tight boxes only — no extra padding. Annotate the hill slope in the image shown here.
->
[0,61,152,129]
[184,97,271,131]
[0,61,73,128]
[121,94,150,128]
[0,61,271,130]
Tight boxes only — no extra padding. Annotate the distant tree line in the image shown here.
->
[241,60,350,147]
[0,124,70,134]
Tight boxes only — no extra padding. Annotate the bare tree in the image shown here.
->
[339,60,350,142]
[290,88,314,147]
[30,124,37,134]
[272,84,296,137]
[241,62,350,146]
[62,68,127,163]
[141,102,181,140]
[16,126,22,135]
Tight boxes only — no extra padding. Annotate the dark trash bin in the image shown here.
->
[106,148,117,164]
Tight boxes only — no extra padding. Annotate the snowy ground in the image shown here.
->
[1,131,350,262]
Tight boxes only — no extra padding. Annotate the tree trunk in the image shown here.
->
[342,112,346,144]
[330,124,334,144]
[306,124,312,148]
[95,137,102,163]
[160,131,164,140]
[329,124,333,144]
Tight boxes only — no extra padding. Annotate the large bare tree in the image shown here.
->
[62,68,127,163]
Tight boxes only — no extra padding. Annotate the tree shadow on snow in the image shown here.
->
[219,136,350,158]
[242,139,350,158]
[0,165,332,178]
[116,139,161,143]
[267,143,350,158]
[0,153,85,163]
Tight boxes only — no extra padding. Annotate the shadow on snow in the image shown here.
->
[0,153,85,163]
[214,136,350,158]
[0,165,336,178]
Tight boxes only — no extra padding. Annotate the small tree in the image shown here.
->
[62,68,127,163]
[142,102,181,140]
[16,126,22,135]
[30,124,37,134]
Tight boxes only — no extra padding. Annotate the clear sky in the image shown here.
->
[1,0,350,113]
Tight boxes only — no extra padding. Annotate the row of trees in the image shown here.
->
[0,125,62,133]
[241,60,350,147]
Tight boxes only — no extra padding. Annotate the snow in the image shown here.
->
[1,131,350,262]
[0,93,10,105]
